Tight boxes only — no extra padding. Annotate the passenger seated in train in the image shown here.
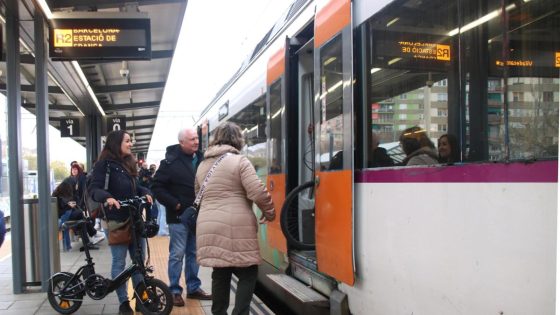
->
[438,133,460,164]
[399,126,438,166]
[368,132,394,168]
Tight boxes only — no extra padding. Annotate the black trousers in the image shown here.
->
[211,265,258,315]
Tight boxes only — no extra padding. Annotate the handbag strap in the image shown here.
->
[193,153,230,207]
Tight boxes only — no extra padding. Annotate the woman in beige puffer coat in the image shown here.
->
[194,122,275,315]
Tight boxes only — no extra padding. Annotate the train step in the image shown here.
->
[266,274,329,307]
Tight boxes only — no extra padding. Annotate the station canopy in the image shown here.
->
[0,0,188,156]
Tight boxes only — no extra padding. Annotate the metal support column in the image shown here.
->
[34,9,52,292]
[85,114,103,169]
[6,0,24,294]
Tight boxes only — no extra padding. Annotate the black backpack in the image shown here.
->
[83,162,110,220]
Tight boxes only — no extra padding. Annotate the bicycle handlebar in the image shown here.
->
[115,196,148,208]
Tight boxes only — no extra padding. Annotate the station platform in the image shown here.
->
[0,233,274,315]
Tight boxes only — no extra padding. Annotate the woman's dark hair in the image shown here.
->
[438,134,461,163]
[399,126,434,155]
[52,178,74,198]
[97,130,138,176]
[70,163,84,176]
[210,122,245,150]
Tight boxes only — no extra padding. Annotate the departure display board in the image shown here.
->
[371,30,451,71]
[488,41,560,77]
[49,18,151,60]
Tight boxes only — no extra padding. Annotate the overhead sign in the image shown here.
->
[61,118,80,137]
[49,15,151,60]
[106,116,126,133]
[371,30,451,71]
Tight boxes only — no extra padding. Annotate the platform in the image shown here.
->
[0,233,274,314]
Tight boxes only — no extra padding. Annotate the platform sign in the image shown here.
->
[61,118,80,137]
[106,116,126,133]
[49,16,151,60]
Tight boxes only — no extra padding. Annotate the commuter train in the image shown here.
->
[196,0,559,313]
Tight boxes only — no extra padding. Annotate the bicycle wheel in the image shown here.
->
[47,272,84,314]
[135,278,173,315]
[280,181,316,250]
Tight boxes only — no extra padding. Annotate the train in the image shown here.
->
[195,0,559,314]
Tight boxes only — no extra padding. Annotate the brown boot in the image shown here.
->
[172,294,185,306]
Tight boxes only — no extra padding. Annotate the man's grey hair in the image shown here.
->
[178,127,196,142]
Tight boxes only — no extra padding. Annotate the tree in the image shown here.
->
[51,160,68,182]
[22,153,37,170]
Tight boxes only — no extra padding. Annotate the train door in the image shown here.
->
[266,47,288,256]
[313,0,354,285]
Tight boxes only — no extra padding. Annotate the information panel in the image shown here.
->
[49,18,151,60]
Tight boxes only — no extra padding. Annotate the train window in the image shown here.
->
[230,96,268,178]
[361,0,559,167]
[319,35,344,171]
[269,80,284,174]
[498,1,559,160]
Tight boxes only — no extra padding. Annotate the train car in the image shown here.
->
[196,0,559,314]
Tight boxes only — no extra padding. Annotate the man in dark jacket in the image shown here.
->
[151,127,211,306]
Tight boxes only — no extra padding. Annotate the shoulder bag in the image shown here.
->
[180,153,230,233]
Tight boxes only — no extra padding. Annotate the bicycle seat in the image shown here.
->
[61,219,88,230]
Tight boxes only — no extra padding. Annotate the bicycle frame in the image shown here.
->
[52,197,152,299]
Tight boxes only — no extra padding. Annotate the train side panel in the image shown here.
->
[341,162,557,314]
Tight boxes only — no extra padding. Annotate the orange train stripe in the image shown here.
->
[315,0,351,48]
[315,170,354,285]
[267,47,285,86]
[266,173,287,253]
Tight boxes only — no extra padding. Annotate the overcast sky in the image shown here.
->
[147,0,294,164]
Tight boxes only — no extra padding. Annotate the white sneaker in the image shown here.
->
[91,232,105,244]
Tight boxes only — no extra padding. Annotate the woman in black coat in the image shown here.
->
[88,130,152,315]
[53,178,86,251]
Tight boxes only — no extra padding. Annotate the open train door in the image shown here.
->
[266,47,288,255]
[313,0,354,285]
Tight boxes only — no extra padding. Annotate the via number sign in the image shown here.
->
[107,116,126,132]
[61,118,80,137]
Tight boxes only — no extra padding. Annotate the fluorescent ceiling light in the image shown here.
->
[72,61,106,116]
[37,0,54,19]
[386,17,399,27]
[271,108,282,119]
[370,67,381,74]
[388,58,402,65]
[447,3,516,36]
[327,80,342,93]
[324,57,337,66]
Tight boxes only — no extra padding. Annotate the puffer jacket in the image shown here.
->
[404,146,439,166]
[195,144,274,268]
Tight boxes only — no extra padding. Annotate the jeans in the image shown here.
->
[106,230,145,304]
[156,201,168,236]
[168,222,201,295]
[211,265,258,315]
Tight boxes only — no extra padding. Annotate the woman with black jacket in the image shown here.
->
[88,130,153,315]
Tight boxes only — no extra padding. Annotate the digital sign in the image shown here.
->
[371,30,451,71]
[397,41,450,61]
[488,42,559,77]
[49,17,151,60]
